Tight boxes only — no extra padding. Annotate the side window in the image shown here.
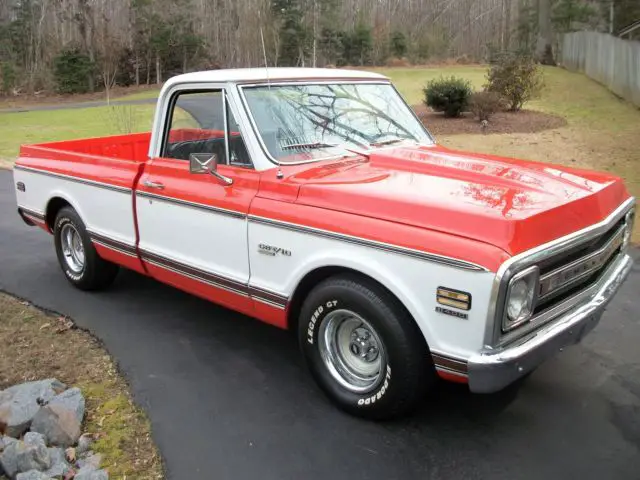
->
[163,90,251,167]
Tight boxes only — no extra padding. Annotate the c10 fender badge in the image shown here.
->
[435,306,468,319]
[258,243,292,257]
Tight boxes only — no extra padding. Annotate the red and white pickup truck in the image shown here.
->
[14,68,635,419]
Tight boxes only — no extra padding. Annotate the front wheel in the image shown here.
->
[298,275,436,420]
[54,206,119,290]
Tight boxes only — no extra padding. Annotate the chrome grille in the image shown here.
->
[536,225,625,307]
[530,221,625,318]
[489,198,635,348]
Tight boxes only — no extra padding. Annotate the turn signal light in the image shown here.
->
[437,287,471,311]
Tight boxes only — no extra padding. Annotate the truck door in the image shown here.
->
[135,88,259,315]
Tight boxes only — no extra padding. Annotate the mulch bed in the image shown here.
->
[413,105,567,136]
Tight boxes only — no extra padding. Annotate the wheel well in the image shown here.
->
[45,197,71,232]
[287,266,409,331]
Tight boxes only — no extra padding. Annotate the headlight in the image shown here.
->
[623,208,635,250]
[503,266,540,332]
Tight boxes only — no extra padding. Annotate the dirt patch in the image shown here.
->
[0,292,164,479]
[413,105,567,137]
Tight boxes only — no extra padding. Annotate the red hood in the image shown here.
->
[286,145,630,255]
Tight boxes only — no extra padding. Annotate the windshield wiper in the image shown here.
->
[369,137,410,148]
[282,141,338,150]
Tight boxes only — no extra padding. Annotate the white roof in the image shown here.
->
[164,67,388,87]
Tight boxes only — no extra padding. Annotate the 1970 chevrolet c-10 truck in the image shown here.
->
[14,68,635,419]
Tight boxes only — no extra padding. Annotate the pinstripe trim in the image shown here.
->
[431,353,468,375]
[138,248,288,308]
[88,231,138,257]
[14,165,132,193]
[18,207,46,222]
[16,166,488,271]
[136,191,246,219]
[140,248,249,296]
[249,215,488,272]
[247,285,288,308]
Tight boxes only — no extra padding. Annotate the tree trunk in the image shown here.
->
[312,0,317,68]
[536,0,554,64]
[155,53,162,84]
[503,0,511,51]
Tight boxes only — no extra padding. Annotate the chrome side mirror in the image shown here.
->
[190,152,217,174]
[189,153,233,186]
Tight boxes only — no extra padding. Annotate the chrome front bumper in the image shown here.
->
[467,253,633,393]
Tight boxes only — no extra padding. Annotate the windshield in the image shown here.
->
[241,82,433,164]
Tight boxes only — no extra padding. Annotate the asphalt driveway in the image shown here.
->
[1,169,639,479]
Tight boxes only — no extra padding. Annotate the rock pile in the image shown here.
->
[0,380,108,480]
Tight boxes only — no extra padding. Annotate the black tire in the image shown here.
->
[298,274,436,420]
[54,206,119,290]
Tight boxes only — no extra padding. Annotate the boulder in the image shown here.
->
[77,452,101,470]
[76,434,93,455]
[48,388,85,425]
[0,380,66,438]
[44,447,72,478]
[1,435,17,452]
[0,439,19,478]
[15,432,51,474]
[74,465,109,480]
[16,470,52,480]
[30,387,85,448]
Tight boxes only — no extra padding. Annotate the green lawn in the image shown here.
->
[372,65,487,104]
[116,89,161,101]
[0,104,155,167]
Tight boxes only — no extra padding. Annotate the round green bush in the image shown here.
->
[423,76,472,118]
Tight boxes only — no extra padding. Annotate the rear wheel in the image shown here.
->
[298,275,436,420]
[54,206,119,290]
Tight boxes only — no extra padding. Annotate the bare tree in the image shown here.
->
[536,0,555,64]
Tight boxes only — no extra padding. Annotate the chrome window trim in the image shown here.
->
[150,81,228,160]
[222,91,230,165]
[237,80,435,167]
[483,196,636,348]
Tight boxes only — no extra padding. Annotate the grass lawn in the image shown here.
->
[0,105,155,169]
[0,292,163,479]
[117,89,161,101]
[0,65,637,240]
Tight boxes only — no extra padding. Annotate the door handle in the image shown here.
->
[142,179,165,190]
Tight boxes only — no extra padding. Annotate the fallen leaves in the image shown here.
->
[66,446,77,463]
[55,315,75,334]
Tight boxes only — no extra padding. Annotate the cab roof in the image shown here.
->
[164,67,388,87]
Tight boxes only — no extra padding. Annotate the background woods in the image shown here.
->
[0,0,638,95]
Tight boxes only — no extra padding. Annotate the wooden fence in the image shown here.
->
[561,31,640,107]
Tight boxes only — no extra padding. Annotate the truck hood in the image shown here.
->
[288,145,630,255]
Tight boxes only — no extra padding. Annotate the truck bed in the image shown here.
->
[19,132,153,164]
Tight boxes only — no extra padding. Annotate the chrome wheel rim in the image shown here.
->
[318,309,386,393]
[60,224,85,273]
